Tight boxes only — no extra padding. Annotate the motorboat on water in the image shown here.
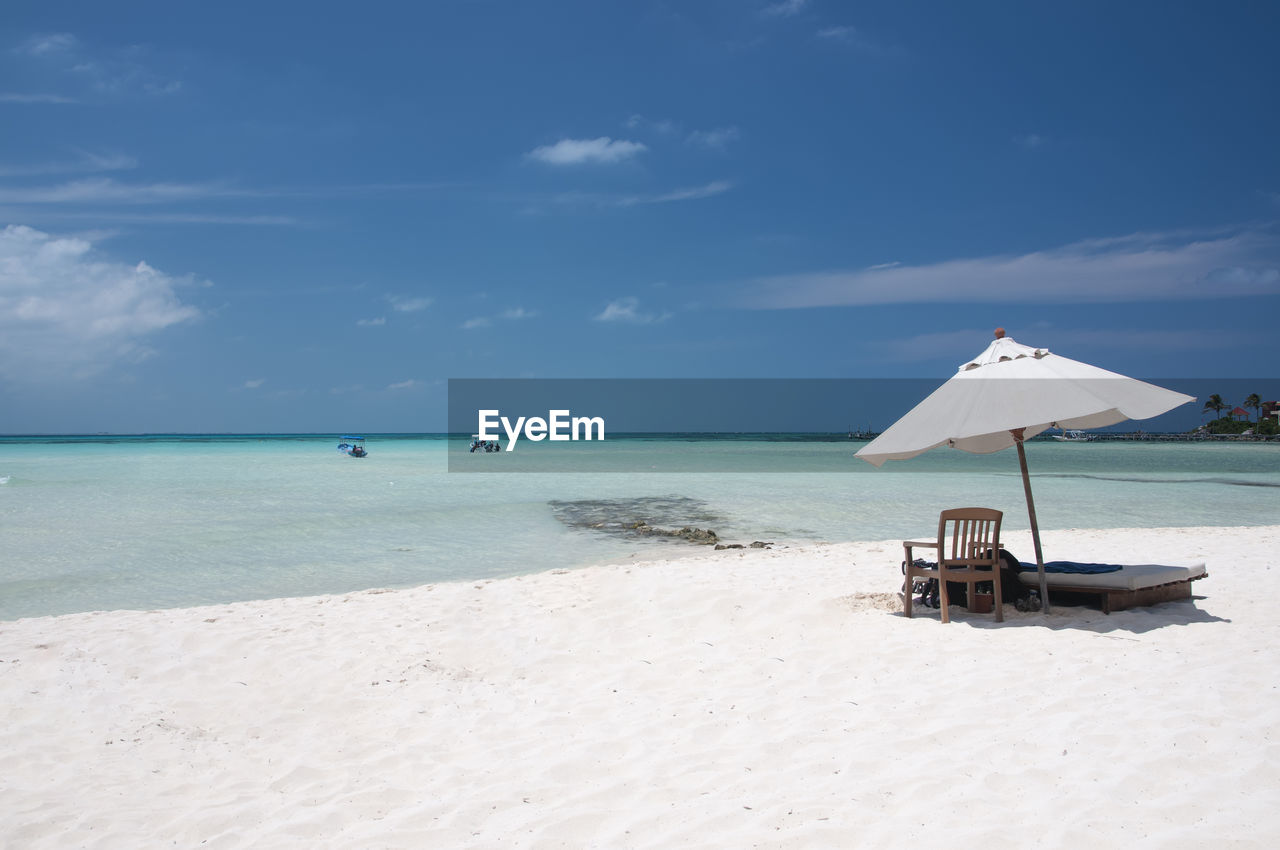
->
[337,436,368,457]
[469,434,500,453]
[1052,429,1094,442]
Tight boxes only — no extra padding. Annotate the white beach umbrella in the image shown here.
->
[856,329,1195,612]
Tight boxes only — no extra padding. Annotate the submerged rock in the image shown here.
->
[626,521,719,544]
[715,541,775,551]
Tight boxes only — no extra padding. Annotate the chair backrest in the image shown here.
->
[936,508,1003,566]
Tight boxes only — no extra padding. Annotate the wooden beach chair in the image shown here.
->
[903,508,1004,623]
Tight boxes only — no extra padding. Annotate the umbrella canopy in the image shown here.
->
[856,329,1194,613]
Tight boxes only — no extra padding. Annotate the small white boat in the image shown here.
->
[1053,429,1093,442]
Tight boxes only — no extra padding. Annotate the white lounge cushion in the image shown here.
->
[1018,562,1206,591]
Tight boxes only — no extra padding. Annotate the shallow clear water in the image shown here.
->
[1,436,1276,620]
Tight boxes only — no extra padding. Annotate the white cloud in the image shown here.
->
[687,126,740,150]
[616,180,736,207]
[740,228,1280,308]
[356,316,386,326]
[0,92,77,104]
[652,180,735,204]
[70,58,182,98]
[817,26,855,40]
[17,33,181,99]
[0,177,248,205]
[594,296,670,324]
[19,33,78,56]
[814,25,902,56]
[761,0,807,18]
[0,151,137,178]
[0,210,298,226]
[527,137,647,165]
[553,181,735,210]
[0,224,201,381]
[389,296,432,312]
[243,378,265,389]
[625,115,680,135]
[387,379,417,390]
[464,306,536,329]
[876,327,1239,366]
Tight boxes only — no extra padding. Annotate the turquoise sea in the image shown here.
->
[1,434,1277,621]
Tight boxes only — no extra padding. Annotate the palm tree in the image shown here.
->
[1203,394,1228,419]
[1244,393,1262,422]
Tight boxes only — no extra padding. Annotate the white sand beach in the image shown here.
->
[3,525,1278,849]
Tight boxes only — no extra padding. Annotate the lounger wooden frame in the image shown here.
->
[903,507,1003,623]
[1038,573,1207,614]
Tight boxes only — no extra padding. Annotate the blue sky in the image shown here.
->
[1,1,1278,433]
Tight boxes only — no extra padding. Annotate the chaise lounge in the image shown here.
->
[1017,562,1207,614]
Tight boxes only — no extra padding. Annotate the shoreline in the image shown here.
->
[4,525,1278,847]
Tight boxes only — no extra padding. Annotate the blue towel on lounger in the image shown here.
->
[1037,561,1124,574]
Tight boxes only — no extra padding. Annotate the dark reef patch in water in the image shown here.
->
[548,495,722,543]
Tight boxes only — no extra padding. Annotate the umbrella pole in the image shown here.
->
[1014,433,1051,613]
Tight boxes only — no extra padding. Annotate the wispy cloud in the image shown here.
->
[761,0,807,18]
[740,228,1280,308]
[15,32,182,99]
[594,296,671,324]
[555,180,735,210]
[0,174,457,228]
[875,327,1243,365]
[1015,133,1046,149]
[18,33,78,56]
[526,137,647,165]
[243,378,265,389]
[815,25,902,56]
[625,115,681,135]
[356,316,386,327]
[0,92,78,104]
[0,177,252,205]
[619,180,736,206]
[463,306,536,329]
[617,118,739,150]
[70,57,182,98]
[687,126,740,150]
[0,224,201,381]
[0,151,137,178]
[0,209,299,227]
[817,26,855,40]
[387,379,418,390]
[389,296,432,312]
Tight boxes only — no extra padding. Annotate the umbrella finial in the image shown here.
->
[994,327,1005,339]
